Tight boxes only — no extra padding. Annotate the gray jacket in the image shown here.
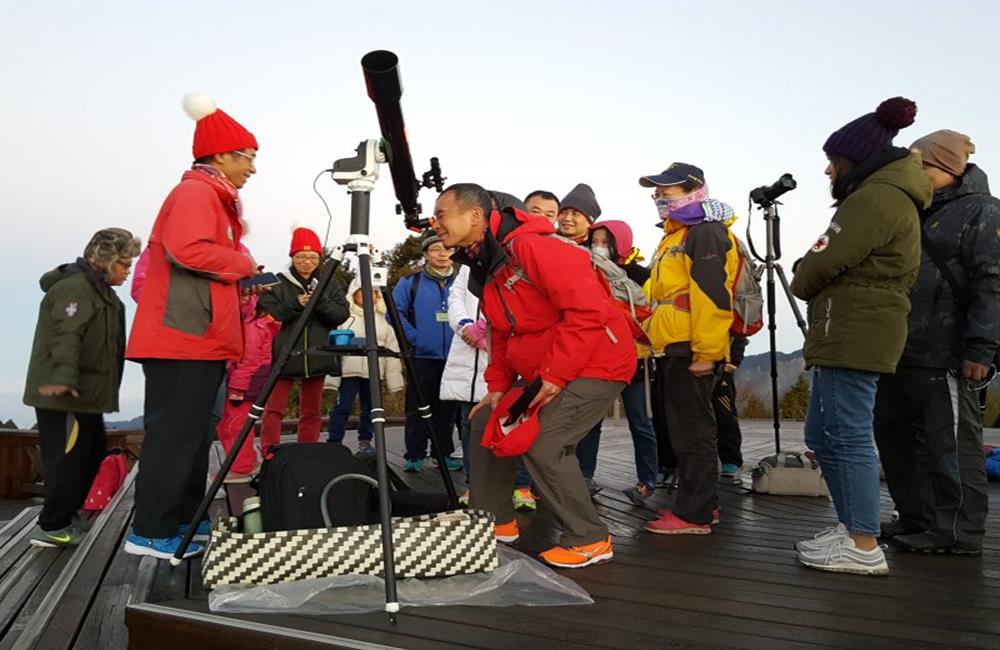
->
[900,164,1000,369]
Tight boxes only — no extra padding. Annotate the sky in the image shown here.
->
[1,0,998,427]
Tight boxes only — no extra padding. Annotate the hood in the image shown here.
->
[854,149,933,210]
[40,258,106,293]
[933,163,991,207]
[589,220,634,264]
[488,190,526,213]
[345,276,385,315]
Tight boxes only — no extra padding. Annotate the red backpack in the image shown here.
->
[84,450,130,511]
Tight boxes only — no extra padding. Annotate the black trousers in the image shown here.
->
[874,367,989,545]
[133,359,225,538]
[36,408,106,531]
[653,359,742,470]
[403,358,457,461]
[713,375,744,466]
[662,356,719,524]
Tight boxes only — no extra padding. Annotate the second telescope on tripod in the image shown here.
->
[750,173,797,207]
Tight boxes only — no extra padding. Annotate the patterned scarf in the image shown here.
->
[185,164,242,220]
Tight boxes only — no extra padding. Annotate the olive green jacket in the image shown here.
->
[23,260,126,413]
[791,150,934,374]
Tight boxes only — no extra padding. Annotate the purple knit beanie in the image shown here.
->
[823,97,918,163]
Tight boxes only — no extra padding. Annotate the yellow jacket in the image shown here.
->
[643,218,739,364]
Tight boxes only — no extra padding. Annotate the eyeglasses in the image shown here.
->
[231,150,256,163]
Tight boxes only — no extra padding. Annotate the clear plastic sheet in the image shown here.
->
[208,545,593,614]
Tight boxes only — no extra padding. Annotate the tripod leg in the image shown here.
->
[382,282,459,506]
[171,255,347,563]
[356,249,400,616]
[774,263,809,338]
[765,259,782,455]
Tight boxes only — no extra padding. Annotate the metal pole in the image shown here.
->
[349,189,400,620]
[764,204,782,455]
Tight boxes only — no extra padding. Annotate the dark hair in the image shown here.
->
[442,183,493,217]
[524,190,560,207]
[586,226,619,260]
[194,154,215,165]
[828,155,857,204]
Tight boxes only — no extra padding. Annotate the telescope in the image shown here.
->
[361,50,445,232]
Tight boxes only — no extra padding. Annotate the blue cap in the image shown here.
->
[639,162,705,188]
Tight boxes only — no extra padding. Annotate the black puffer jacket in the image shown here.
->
[900,164,1000,369]
[258,268,349,378]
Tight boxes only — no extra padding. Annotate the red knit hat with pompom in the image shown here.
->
[183,94,258,159]
[823,97,917,164]
[289,228,322,256]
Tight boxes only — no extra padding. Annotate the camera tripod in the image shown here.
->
[174,138,459,622]
[747,175,808,454]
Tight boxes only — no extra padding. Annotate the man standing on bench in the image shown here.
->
[124,95,259,560]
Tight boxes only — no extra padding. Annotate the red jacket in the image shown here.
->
[478,209,636,392]
[228,315,280,400]
[126,169,256,361]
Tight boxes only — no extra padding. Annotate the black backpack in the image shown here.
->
[257,443,379,531]
[256,442,450,532]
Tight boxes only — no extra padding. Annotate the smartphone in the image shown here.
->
[239,272,280,289]
[504,378,543,425]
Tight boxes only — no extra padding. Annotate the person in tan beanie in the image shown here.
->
[875,128,1000,557]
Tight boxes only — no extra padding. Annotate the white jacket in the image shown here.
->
[440,266,488,402]
[324,278,405,393]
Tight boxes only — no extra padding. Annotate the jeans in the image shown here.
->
[804,367,881,537]
[621,377,658,487]
[329,378,373,443]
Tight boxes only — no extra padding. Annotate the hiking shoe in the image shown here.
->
[357,440,375,456]
[495,520,520,544]
[949,540,983,557]
[124,533,203,560]
[655,508,720,525]
[584,478,602,497]
[795,523,848,553]
[879,519,922,540]
[540,536,613,569]
[29,524,86,548]
[797,537,889,576]
[403,459,423,473]
[719,463,743,484]
[645,512,712,535]
[513,487,537,511]
[458,490,470,507]
[893,531,952,554]
[178,519,212,542]
[624,482,655,506]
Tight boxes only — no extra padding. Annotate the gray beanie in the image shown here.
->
[83,228,142,274]
[560,183,601,222]
[421,234,443,252]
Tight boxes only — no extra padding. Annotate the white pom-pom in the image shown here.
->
[182,94,217,121]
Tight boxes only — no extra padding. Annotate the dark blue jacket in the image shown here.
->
[900,165,1000,369]
[391,269,455,360]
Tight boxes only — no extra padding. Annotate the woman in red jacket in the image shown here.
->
[437,183,635,569]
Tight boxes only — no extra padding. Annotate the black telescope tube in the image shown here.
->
[362,50,421,224]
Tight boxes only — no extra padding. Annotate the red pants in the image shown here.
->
[260,376,325,453]
[216,400,259,475]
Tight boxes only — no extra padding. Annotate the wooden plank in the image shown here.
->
[72,553,142,650]
[0,547,73,650]
[0,548,64,643]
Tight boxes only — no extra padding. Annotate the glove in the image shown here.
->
[466,319,488,350]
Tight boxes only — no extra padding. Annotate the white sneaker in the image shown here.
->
[797,536,889,576]
[795,523,848,553]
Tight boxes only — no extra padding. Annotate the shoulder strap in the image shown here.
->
[920,218,967,308]
[406,271,422,323]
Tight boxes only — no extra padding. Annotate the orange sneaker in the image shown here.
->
[539,536,613,568]
[495,520,520,544]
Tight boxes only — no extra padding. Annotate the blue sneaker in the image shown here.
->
[124,532,203,560]
[178,519,212,541]
[445,456,463,472]
[403,459,423,473]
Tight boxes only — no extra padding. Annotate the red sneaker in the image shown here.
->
[655,508,720,525]
[645,511,712,535]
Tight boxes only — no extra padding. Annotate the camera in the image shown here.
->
[750,173,797,206]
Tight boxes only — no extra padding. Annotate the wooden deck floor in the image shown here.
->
[4,421,1000,649]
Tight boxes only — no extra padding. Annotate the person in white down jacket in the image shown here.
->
[326,276,404,453]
